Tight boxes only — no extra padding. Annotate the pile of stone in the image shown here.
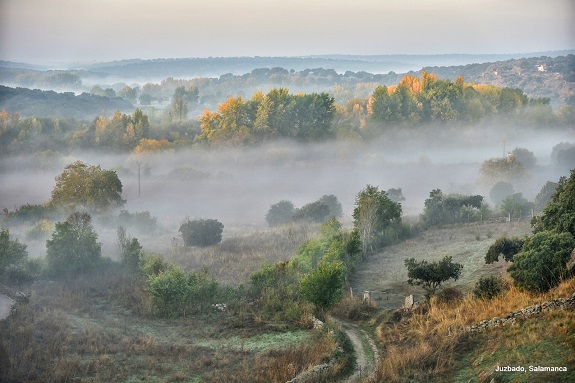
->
[465,292,575,333]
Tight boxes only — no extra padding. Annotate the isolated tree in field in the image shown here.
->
[353,185,401,255]
[265,200,295,226]
[404,256,463,300]
[46,212,102,277]
[299,260,345,317]
[533,170,575,236]
[50,161,125,212]
[179,218,224,247]
[507,231,575,293]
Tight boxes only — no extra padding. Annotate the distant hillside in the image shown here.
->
[80,51,574,78]
[0,86,134,119]
[413,55,575,107]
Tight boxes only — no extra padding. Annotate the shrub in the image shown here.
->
[485,236,525,263]
[46,212,102,278]
[179,218,224,247]
[146,263,219,317]
[435,287,464,306]
[265,200,295,226]
[473,275,505,300]
[508,230,575,293]
[292,201,331,223]
[117,210,158,233]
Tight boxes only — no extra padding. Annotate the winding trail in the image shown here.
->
[329,316,380,382]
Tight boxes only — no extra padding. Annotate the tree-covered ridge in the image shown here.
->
[0,86,133,119]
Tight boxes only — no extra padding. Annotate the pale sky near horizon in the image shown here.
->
[0,0,573,66]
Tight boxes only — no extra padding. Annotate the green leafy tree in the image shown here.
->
[46,212,102,278]
[485,236,525,263]
[508,231,575,293]
[50,161,125,212]
[265,200,295,226]
[353,185,402,255]
[499,193,533,220]
[117,226,143,272]
[179,218,224,247]
[300,260,345,317]
[292,201,331,223]
[534,181,559,212]
[404,256,463,300]
[0,229,28,281]
[534,170,575,236]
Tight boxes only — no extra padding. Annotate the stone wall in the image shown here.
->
[464,292,575,333]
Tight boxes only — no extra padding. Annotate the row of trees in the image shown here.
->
[196,89,336,145]
[366,72,549,125]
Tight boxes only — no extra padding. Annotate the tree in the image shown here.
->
[511,147,536,169]
[299,260,345,317]
[404,256,463,300]
[50,161,125,212]
[485,236,525,263]
[499,193,533,220]
[0,229,28,279]
[534,170,575,236]
[46,212,102,277]
[265,200,295,226]
[179,218,224,247]
[479,157,527,190]
[353,185,402,255]
[507,231,575,293]
[292,201,331,223]
[318,195,343,218]
[534,181,559,212]
[117,226,143,272]
[386,188,405,204]
[489,181,514,205]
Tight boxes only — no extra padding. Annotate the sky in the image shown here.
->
[0,0,574,66]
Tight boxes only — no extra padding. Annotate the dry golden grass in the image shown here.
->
[369,276,575,382]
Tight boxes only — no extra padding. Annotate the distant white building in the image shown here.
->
[537,65,546,72]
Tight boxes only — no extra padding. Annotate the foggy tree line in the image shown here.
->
[2,76,574,158]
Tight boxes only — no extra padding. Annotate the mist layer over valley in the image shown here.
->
[1,122,572,261]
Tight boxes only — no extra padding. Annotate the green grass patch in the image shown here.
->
[450,312,575,383]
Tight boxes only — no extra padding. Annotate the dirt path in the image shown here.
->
[330,316,379,382]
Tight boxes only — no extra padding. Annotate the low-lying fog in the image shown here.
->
[2,125,573,233]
